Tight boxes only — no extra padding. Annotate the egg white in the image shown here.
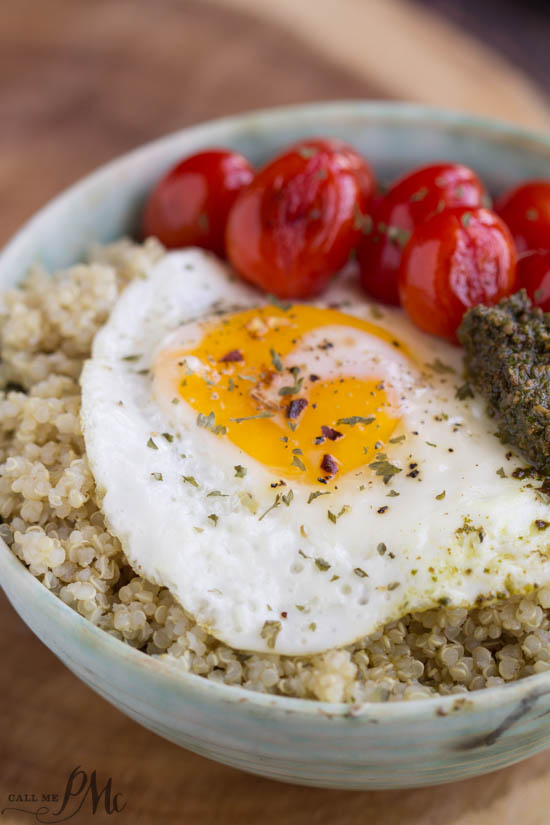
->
[81,249,550,655]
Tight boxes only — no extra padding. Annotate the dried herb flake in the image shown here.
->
[270,348,283,372]
[231,411,274,423]
[307,490,331,504]
[259,494,281,521]
[425,358,456,375]
[292,455,306,471]
[282,489,294,506]
[260,620,282,649]
[336,416,375,427]
[369,453,402,484]
[197,411,227,435]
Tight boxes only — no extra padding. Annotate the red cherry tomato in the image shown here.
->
[399,207,517,342]
[369,191,386,212]
[359,163,486,305]
[517,249,550,310]
[495,180,550,254]
[142,149,254,256]
[225,140,375,299]
[290,138,376,203]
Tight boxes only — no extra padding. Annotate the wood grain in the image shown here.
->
[3,593,550,825]
[1,1,550,823]
[213,0,550,131]
[0,0,374,246]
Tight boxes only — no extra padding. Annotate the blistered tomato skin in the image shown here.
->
[495,180,550,254]
[517,249,550,311]
[142,149,254,256]
[359,163,486,305]
[225,140,375,299]
[399,207,517,342]
[290,138,376,203]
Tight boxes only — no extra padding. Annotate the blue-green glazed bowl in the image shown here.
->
[2,102,550,790]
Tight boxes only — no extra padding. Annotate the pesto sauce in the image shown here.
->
[458,290,550,474]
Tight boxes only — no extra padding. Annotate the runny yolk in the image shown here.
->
[155,304,410,485]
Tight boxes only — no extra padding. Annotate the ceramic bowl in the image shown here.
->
[2,102,550,790]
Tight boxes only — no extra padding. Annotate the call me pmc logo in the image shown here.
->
[2,766,126,822]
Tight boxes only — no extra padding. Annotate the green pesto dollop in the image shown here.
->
[458,290,550,474]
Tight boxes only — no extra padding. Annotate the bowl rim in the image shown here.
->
[2,98,550,272]
[3,99,550,721]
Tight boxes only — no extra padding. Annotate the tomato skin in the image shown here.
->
[399,207,517,342]
[495,180,550,253]
[225,140,375,299]
[359,163,486,305]
[517,249,550,310]
[290,138,376,203]
[142,149,254,256]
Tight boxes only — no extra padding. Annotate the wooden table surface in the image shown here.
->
[1,2,550,823]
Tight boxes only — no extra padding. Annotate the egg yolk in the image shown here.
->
[155,305,410,485]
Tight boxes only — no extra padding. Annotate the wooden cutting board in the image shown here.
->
[1,2,550,822]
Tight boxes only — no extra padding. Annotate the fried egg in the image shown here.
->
[81,249,550,655]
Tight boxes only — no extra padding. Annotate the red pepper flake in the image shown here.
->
[287,398,308,419]
[219,349,243,363]
[320,454,339,476]
[377,505,389,514]
[309,374,320,382]
[321,425,343,441]
[281,611,288,618]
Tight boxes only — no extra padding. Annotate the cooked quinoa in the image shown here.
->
[3,239,550,704]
